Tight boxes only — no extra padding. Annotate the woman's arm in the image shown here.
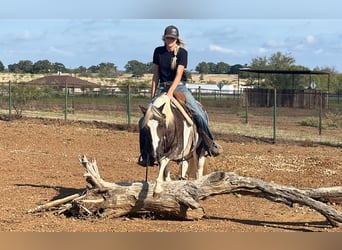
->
[151,64,159,98]
[166,64,184,98]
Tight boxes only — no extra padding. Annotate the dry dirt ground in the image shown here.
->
[0,117,341,232]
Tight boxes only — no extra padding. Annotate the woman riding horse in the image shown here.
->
[138,25,223,167]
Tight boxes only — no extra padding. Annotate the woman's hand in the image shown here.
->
[166,89,174,99]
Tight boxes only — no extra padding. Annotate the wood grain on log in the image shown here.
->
[28,155,342,227]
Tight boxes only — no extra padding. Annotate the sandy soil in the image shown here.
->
[0,117,341,232]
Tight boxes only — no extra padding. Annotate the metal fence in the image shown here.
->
[1,82,342,146]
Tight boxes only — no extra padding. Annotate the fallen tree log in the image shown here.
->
[29,155,342,227]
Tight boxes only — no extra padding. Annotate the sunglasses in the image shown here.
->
[165,37,177,41]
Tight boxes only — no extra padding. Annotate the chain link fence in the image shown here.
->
[1,82,342,146]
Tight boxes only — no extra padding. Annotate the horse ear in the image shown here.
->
[139,105,147,115]
[157,103,166,114]
[150,104,165,120]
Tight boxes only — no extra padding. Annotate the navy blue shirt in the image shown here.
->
[153,45,188,83]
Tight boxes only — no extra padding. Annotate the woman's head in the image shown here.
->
[162,25,185,70]
[162,25,185,46]
[164,25,179,39]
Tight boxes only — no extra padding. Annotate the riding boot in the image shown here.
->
[137,154,156,167]
[199,129,223,157]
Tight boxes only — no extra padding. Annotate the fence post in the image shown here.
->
[64,81,68,121]
[319,91,322,135]
[8,80,12,121]
[244,90,248,124]
[127,82,131,128]
[273,88,277,144]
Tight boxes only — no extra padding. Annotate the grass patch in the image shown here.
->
[299,112,342,129]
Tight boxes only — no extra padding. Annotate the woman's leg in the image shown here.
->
[176,85,214,140]
[175,84,223,156]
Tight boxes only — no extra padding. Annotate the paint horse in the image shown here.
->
[140,94,206,197]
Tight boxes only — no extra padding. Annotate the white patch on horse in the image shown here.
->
[148,119,160,158]
[183,121,193,156]
[154,157,170,195]
[152,95,173,127]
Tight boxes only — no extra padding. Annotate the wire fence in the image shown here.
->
[1,82,342,146]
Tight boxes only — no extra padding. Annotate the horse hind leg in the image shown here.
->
[179,160,189,180]
[196,154,206,179]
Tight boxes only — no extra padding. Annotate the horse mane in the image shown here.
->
[142,94,174,128]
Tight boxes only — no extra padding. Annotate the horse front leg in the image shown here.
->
[179,160,188,180]
[164,164,172,182]
[153,157,169,198]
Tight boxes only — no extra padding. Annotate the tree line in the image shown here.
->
[0,51,341,93]
[0,59,242,77]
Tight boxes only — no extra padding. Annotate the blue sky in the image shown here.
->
[1,0,342,72]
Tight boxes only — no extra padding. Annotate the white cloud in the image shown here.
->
[306,35,316,44]
[264,40,286,48]
[293,44,305,50]
[48,46,73,57]
[314,49,323,54]
[22,30,33,40]
[258,47,268,53]
[209,45,239,55]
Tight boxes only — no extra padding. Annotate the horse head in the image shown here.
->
[141,94,174,129]
[140,95,177,161]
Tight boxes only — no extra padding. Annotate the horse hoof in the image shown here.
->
[153,192,161,199]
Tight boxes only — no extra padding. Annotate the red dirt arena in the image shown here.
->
[0,118,341,232]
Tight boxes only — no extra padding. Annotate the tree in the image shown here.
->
[336,74,342,94]
[207,62,216,74]
[216,61,230,74]
[249,52,306,89]
[125,60,147,78]
[146,62,153,74]
[8,60,33,73]
[250,56,268,69]
[269,52,295,69]
[185,70,192,83]
[52,62,67,74]
[87,65,100,73]
[313,66,339,93]
[0,60,4,72]
[229,64,244,74]
[32,60,52,74]
[195,62,209,74]
[73,66,87,75]
[11,85,52,118]
[98,62,118,77]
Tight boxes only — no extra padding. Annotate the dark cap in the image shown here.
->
[164,25,179,39]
